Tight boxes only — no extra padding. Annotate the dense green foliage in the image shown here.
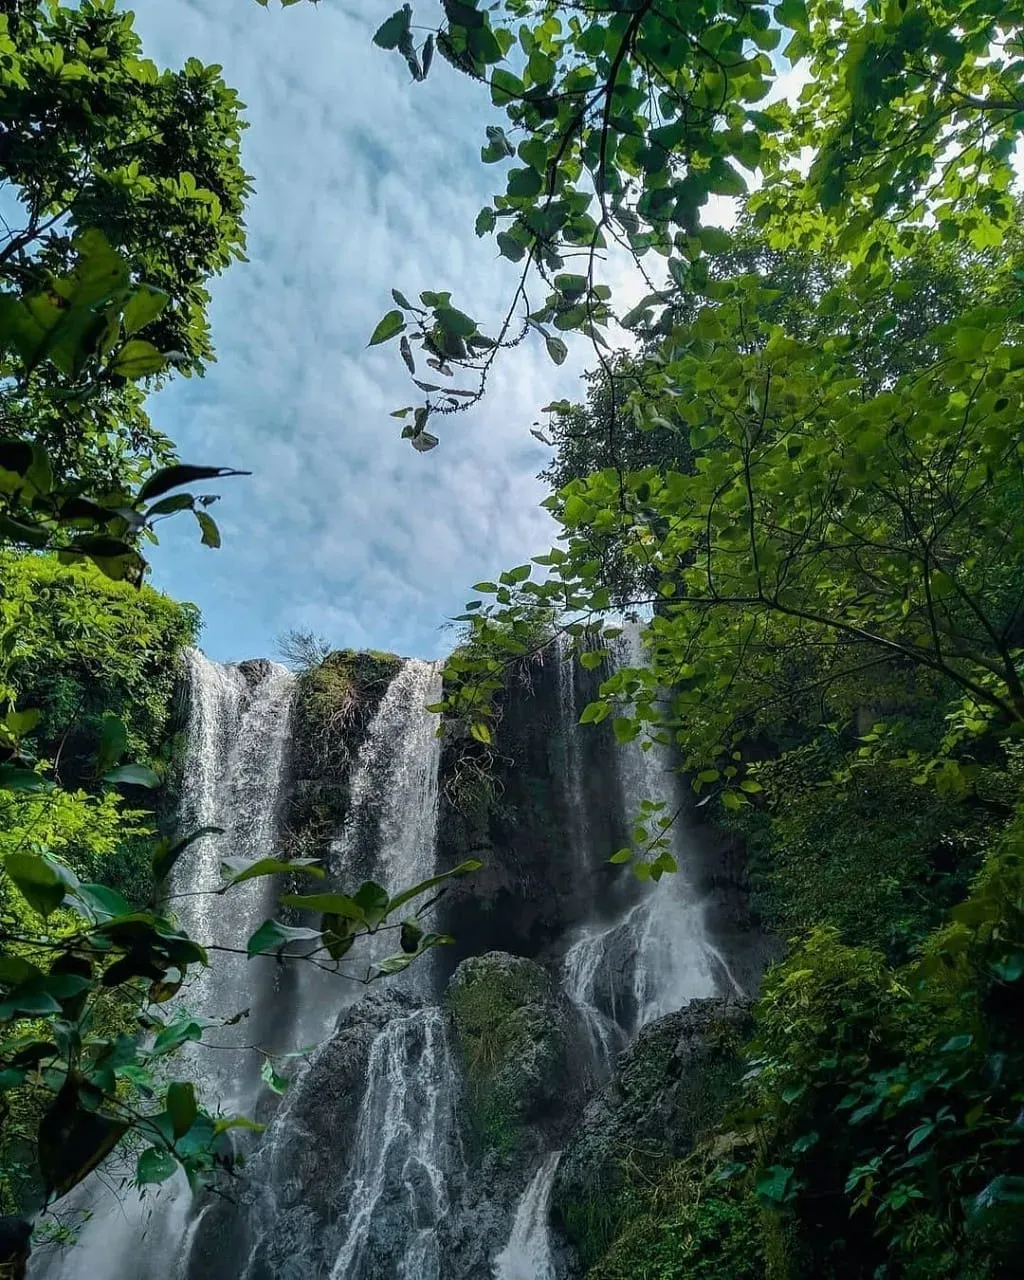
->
[0,4,471,1249]
[0,0,250,492]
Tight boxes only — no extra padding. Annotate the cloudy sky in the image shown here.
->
[132,0,609,663]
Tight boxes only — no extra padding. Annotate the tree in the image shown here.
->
[1,0,251,491]
[350,1,1024,449]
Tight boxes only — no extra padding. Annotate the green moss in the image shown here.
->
[447,954,560,1157]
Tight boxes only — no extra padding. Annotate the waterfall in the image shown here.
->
[291,658,443,1045]
[330,657,442,899]
[492,1152,563,1280]
[556,638,588,872]
[195,657,454,1280]
[559,621,721,1063]
[328,1008,459,1280]
[31,654,296,1280]
[173,652,297,1104]
[28,634,752,1280]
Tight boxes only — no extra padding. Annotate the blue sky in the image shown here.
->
[131,0,600,664]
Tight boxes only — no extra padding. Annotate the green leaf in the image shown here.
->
[545,336,568,366]
[373,5,412,50]
[97,714,128,775]
[941,1034,974,1053]
[246,920,323,957]
[475,207,496,236]
[755,1165,794,1206]
[110,340,165,379]
[0,764,53,793]
[221,856,324,889]
[166,1082,197,1139]
[5,853,66,917]
[260,1058,289,1095]
[609,848,632,865]
[496,232,525,262]
[195,510,221,548]
[136,1146,177,1186]
[436,306,477,338]
[121,285,170,336]
[400,919,424,953]
[139,464,246,503]
[470,721,492,744]
[152,826,224,885]
[279,891,366,920]
[104,764,161,788]
[151,1018,204,1057]
[72,882,134,922]
[353,880,390,927]
[368,310,405,346]
[507,167,543,199]
[992,953,1024,983]
[39,1087,128,1198]
[384,858,483,916]
[490,67,524,107]
[773,0,808,32]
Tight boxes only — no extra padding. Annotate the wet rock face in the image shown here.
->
[434,651,627,971]
[187,989,422,1280]
[552,997,753,1264]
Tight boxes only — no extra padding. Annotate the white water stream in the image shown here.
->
[493,1152,563,1280]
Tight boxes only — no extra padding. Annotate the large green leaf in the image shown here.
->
[279,891,366,920]
[152,826,225,885]
[136,1146,177,1185]
[368,310,405,346]
[166,1081,198,1139]
[372,6,412,50]
[246,920,323,957]
[384,859,483,916]
[220,856,324,889]
[39,1081,129,1198]
[139,464,247,503]
[4,853,68,917]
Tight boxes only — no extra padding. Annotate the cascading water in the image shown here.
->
[328,1007,458,1280]
[559,621,725,1067]
[492,1152,563,1280]
[32,654,296,1280]
[173,652,298,1103]
[188,658,455,1280]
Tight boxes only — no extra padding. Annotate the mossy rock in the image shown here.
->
[447,952,572,1157]
[285,648,403,859]
[553,998,752,1269]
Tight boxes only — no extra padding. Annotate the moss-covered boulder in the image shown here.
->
[552,997,752,1269]
[447,951,576,1157]
[285,648,402,860]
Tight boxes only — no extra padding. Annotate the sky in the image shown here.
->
[129,2,810,665]
[131,0,611,664]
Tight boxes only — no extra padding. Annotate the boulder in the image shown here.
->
[552,997,753,1267]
